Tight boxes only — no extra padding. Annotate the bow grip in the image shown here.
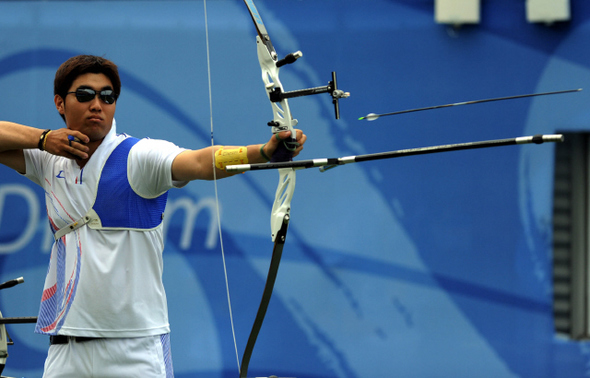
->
[271,135,296,163]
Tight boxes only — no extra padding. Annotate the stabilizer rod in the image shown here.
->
[226,134,564,173]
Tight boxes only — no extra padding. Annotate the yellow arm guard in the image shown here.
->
[214,146,249,170]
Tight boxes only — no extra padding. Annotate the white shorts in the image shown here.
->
[42,334,174,378]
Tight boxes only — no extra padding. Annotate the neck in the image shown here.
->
[76,138,104,169]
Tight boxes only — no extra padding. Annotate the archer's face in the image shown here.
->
[54,72,116,142]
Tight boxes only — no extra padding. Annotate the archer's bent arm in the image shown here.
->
[0,121,91,174]
[0,121,48,173]
[171,129,306,182]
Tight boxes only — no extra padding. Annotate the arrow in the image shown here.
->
[359,89,582,121]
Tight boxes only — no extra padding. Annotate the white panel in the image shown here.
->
[435,0,480,25]
[526,0,570,23]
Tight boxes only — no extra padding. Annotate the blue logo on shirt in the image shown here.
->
[56,171,65,179]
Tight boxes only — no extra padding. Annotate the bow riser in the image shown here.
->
[270,168,296,242]
[255,34,298,241]
[256,36,299,163]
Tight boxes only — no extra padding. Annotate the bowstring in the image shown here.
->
[203,0,241,372]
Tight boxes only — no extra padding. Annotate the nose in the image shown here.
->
[89,96,102,111]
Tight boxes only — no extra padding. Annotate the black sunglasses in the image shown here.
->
[66,88,118,105]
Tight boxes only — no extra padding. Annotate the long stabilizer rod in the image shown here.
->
[226,134,564,173]
[359,89,582,121]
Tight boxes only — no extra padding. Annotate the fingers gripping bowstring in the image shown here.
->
[203,0,241,372]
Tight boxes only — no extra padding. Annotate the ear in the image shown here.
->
[54,94,65,115]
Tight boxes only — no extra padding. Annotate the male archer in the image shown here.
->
[0,54,306,378]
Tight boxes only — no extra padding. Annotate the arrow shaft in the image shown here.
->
[361,89,582,120]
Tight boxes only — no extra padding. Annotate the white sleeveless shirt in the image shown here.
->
[23,121,187,337]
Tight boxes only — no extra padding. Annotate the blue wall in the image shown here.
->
[1,1,589,377]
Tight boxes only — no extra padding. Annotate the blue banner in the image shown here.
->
[1,1,589,377]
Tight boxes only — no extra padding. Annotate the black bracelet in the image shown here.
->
[38,129,51,151]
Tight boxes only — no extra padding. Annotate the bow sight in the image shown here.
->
[268,69,350,121]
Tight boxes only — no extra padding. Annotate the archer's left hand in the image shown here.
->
[264,129,307,158]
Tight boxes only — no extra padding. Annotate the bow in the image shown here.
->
[0,277,37,378]
[239,1,349,377]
